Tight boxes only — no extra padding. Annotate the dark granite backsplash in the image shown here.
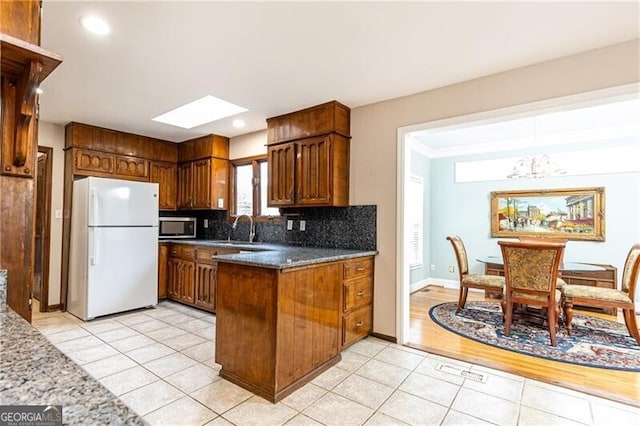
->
[160,205,376,251]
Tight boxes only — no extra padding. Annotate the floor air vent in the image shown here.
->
[435,363,488,383]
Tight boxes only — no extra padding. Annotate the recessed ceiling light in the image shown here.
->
[152,96,248,129]
[79,15,110,35]
[232,119,246,128]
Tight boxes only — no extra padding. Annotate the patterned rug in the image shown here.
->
[429,301,640,371]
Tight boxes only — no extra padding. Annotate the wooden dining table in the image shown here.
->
[476,256,609,326]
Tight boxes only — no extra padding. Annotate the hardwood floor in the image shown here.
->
[408,285,640,408]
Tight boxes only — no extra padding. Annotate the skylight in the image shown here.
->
[152,96,248,129]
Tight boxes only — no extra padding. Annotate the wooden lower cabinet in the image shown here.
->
[167,244,195,304]
[164,243,238,312]
[158,243,169,299]
[341,257,374,348]
[215,255,374,402]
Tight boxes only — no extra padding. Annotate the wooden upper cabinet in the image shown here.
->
[267,135,349,207]
[150,161,177,210]
[178,157,229,210]
[176,135,229,210]
[267,143,295,206]
[267,101,350,144]
[266,101,350,208]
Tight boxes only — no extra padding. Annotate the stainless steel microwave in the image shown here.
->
[158,217,197,239]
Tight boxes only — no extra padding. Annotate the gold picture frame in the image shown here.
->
[490,187,605,241]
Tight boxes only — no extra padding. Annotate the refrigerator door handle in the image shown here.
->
[90,187,98,224]
[90,228,99,265]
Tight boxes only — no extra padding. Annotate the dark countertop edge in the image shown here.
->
[159,239,378,269]
[215,250,378,270]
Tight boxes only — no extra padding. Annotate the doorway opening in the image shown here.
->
[395,85,639,402]
[35,146,53,312]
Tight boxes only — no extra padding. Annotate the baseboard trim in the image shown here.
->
[370,332,397,344]
[46,304,62,312]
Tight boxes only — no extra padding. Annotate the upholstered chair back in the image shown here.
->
[447,236,469,278]
[621,244,640,296]
[500,244,564,292]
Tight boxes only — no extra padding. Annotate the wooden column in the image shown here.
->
[0,1,62,321]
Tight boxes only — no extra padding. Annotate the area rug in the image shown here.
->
[429,301,640,371]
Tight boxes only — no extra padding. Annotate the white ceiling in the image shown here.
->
[38,1,640,143]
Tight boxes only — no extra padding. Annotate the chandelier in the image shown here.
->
[507,154,566,179]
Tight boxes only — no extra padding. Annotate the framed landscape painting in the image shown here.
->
[490,187,605,241]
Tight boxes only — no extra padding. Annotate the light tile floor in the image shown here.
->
[32,301,640,425]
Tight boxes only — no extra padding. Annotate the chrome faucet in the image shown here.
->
[232,214,255,243]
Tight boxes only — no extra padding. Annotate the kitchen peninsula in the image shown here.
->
[196,241,376,402]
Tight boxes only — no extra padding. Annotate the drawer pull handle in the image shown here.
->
[356,267,365,272]
[356,291,364,297]
[355,321,364,327]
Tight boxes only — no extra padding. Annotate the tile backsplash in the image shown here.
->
[161,205,376,251]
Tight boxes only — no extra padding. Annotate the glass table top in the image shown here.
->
[476,256,606,272]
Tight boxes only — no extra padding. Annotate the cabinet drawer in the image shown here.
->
[169,245,195,260]
[343,257,373,280]
[114,155,149,181]
[74,149,115,175]
[343,277,373,312]
[342,306,372,347]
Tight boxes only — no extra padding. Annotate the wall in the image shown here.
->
[350,40,640,338]
[37,121,65,306]
[429,140,640,282]
[229,130,267,159]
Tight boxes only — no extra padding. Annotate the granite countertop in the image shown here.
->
[161,240,377,269]
[0,270,144,425]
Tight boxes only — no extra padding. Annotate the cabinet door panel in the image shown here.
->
[158,244,169,299]
[150,162,177,210]
[180,261,195,303]
[195,262,216,311]
[192,159,212,208]
[296,136,331,205]
[267,142,295,206]
[177,163,193,209]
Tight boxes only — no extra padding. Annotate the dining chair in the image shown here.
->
[518,236,568,289]
[446,235,505,313]
[562,243,640,345]
[498,239,566,346]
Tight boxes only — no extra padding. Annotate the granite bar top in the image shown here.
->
[0,275,144,425]
[162,239,377,269]
[0,270,6,312]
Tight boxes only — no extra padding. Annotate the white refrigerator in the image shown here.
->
[68,177,159,320]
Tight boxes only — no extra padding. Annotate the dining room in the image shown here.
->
[400,91,640,407]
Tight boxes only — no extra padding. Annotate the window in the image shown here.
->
[408,175,423,268]
[231,156,280,219]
